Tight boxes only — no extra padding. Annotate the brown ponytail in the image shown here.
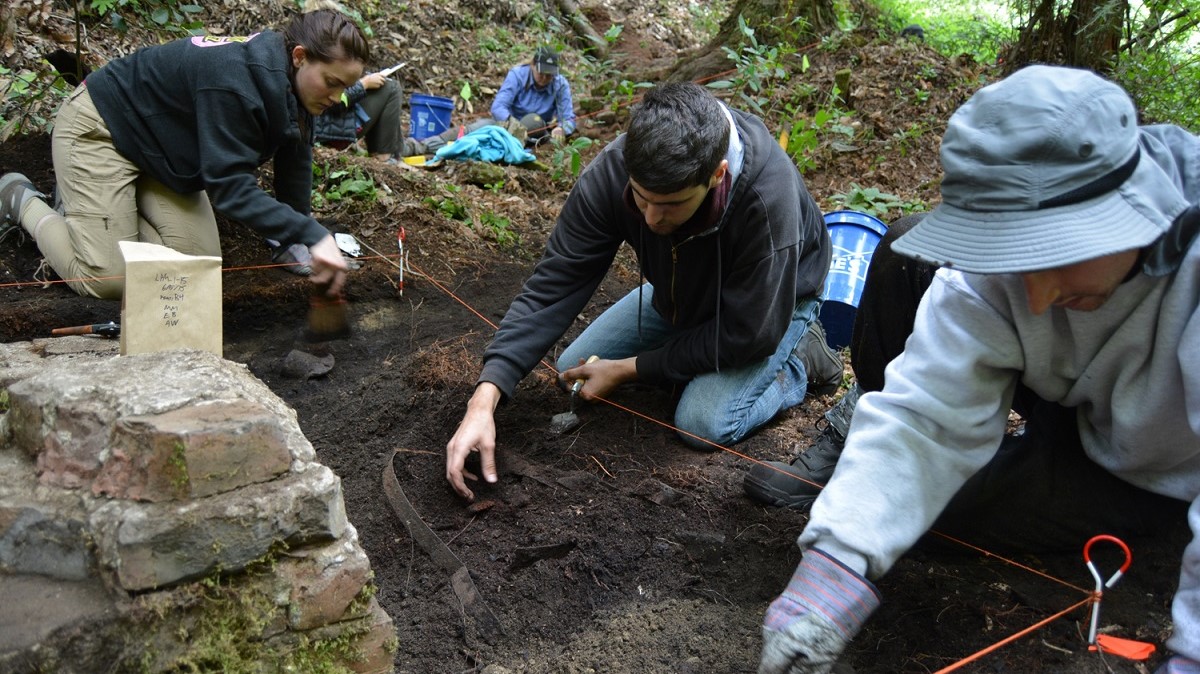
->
[283,8,369,64]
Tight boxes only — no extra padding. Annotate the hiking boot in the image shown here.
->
[0,172,41,231]
[398,137,428,157]
[743,419,846,510]
[799,320,843,397]
[271,242,312,276]
[501,118,529,145]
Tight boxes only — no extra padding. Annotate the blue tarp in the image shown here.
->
[434,125,536,164]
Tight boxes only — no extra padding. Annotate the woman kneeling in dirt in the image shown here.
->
[0,9,367,299]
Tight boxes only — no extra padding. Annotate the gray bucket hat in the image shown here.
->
[892,65,1189,274]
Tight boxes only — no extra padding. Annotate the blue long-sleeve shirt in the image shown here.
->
[490,64,576,135]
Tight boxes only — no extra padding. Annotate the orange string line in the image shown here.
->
[0,253,403,290]
[927,530,1090,594]
[934,596,1095,673]
[404,258,500,332]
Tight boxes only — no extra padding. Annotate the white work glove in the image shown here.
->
[1156,655,1200,673]
[759,548,880,674]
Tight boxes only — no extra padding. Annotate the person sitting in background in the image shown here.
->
[399,46,575,157]
[489,46,575,143]
[0,9,365,298]
[750,65,1200,674]
[315,69,404,162]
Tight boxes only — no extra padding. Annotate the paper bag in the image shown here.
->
[118,241,222,357]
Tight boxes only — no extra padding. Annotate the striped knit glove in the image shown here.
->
[758,548,881,674]
[1157,656,1200,673]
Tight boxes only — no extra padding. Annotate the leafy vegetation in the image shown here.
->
[781,104,855,174]
[872,0,1015,64]
[688,0,730,36]
[476,210,520,248]
[874,0,1199,131]
[771,51,859,177]
[708,15,801,116]
[887,122,930,158]
[86,0,206,33]
[423,184,521,249]
[548,136,595,183]
[1115,32,1200,131]
[828,183,925,218]
[473,26,527,66]
[423,184,470,222]
[612,79,654,112]
[0,64,71,140]
[312,161,378,209]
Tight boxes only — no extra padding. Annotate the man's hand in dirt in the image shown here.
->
[308,234,349,296]
[759,548,879,674]
[446,382,502,500]
[560,356,637,402]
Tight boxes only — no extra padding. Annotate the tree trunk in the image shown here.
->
[665,0,835,83]
[555,0,608,59]
[1004,0,1127,74]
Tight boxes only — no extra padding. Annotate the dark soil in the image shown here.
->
[0,3,1188,672]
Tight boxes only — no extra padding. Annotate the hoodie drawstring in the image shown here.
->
[637,226,645,341]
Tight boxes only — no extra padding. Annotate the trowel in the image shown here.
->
[549,355,598,434]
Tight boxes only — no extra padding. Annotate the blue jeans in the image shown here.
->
[556,284,822,449]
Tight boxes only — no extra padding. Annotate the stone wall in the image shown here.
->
[0,338,396,673]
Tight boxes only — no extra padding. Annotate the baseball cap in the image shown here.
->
[891,65,1190,274]
[533,47,560,75]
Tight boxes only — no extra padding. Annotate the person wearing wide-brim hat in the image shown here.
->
[746,65,1200,673]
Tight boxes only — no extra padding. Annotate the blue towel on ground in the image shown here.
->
[434,125,536,164]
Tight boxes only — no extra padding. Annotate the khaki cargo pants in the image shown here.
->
[40,85,221,299]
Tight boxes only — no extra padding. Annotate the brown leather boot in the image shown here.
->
[798,320,844,396]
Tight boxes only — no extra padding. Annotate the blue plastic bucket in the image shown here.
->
[409,94,454,140]
[818,211,889,350]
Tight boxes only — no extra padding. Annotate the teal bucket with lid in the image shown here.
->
[818,210,889,350]
[409,93,454,140]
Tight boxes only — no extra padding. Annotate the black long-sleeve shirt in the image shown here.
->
[86,31,328,247]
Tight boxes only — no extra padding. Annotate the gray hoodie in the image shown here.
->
[801,124,1200,661]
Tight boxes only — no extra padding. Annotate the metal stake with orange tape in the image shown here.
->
[1084,534,1156,661]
